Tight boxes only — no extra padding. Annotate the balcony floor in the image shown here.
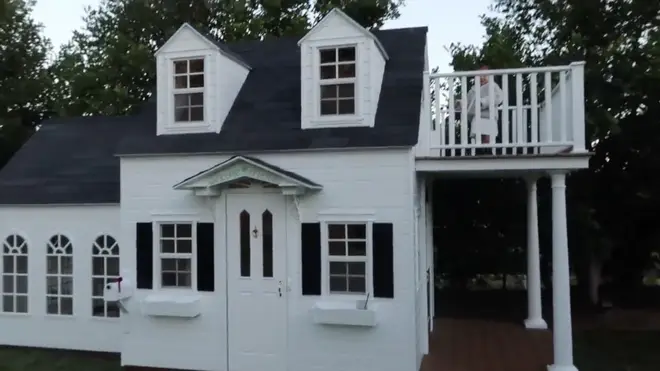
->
[421,318,553,371]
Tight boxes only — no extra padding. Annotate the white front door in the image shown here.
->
[226,192,287,371]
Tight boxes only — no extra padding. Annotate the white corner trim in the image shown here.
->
[150,211,201,222]
[317,209,376,222]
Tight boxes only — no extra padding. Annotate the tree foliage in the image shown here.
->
[0,0,54,167]
[51,0,405,117]
[440,0,660,301]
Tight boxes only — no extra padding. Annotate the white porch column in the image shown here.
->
[548,171,578,371]
[524,175,547,330]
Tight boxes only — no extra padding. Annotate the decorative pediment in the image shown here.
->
[173,155,322,197]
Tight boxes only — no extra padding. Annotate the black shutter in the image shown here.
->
[197,223,215,292]
[136,222,153,289]
[301,223,321,295]
[373,223,394,298]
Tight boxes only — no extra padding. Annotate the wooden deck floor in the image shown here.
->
[421,318,553,371]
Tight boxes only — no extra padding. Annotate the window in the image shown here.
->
[173,58,204,122]
[159,223,194,288]
[46,235,73,316]
[327,223,368,294]
[319,46,356,116]
[2,235,28,313]
[92,235,120,318]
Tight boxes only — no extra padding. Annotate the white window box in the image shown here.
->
[141,292,202,318]
[311,300,377,327]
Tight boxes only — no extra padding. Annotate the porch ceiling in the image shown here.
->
[172,155,323,192]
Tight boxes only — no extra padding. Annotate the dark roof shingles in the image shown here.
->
[0,27,426,205]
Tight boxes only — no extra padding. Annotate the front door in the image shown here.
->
[226,192,287,371]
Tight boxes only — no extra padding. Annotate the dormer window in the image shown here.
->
[319,46,356,116]
[173,58,205,122]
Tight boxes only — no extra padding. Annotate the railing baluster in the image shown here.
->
[488,74,496,155]
[447,77,455,157]
[474,77,482,152]
[460,76,468,156]
[433,77,444,157]
[530,73,539,154]
[544,72,552,144]
[515,73,524,152]
[559,71,568,142]
[501,74,509,155]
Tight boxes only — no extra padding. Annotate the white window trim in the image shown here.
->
[318,210,376,298]
[0,233,29,316]
[164,52,212,132]
[91,234,120,319]
[309,41,366,128]
[152,216,199,292]
[45,233,75,317]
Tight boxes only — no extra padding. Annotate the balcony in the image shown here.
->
[415,62,587,160]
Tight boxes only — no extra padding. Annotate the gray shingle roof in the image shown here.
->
[0,26,427,205]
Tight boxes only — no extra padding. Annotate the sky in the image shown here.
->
[32,0,492,70]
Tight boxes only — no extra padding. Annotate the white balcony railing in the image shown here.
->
[415,62,586,158]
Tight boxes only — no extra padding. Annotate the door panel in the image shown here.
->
[227,193,287,371]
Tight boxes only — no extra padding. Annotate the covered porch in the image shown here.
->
[417,169,582,371]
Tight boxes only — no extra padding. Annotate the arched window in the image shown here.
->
[1,235,28,313]
[92,235,120,318]
[46,235,73,316]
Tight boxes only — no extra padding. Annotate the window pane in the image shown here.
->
[177,239,192,254]
[92,277,105,296]
[338,64,356,78]
[337,83,354,98]
[262,210,273,278]
[240,210,251,277]
[16,276,27,294]
[16,296,27,313]
[2,275,13,293]
[328,241,345,256]
[174,61,187,74]
[161,272,177,286]
[329,262,346,275]
[175,107,189,122]
[190,107,204,121]
[107,302,120,318]
[338,47,356,62]
[320,85,336,99]
[161,224,175,238]
[347,276,366,293]
[320,65,335,79]
[328,224,345,239]
[177,272,191,287]
[47,256,58,274]
[347,241,366,256]
[161,258,176,271]
[329,276,347,292]
[347,224,366,239]
[161,239,175,253]
[320,49,336,64]
[2,295,13,312]
[347,262,365,275]
[174,94,188,108]
[16,256,27,274]
[46,296,58,314]
[61,257,73,274]
[190,93,204,106]
[320,100,337,115]
[189,74,204,88]
[176,223,192,238]
[60,297,73,315]
[174,75,188,89]
[189,59,204,73]
[106,257,120,276]
[338,99,355,114]
[60,277,73,295]
[92,298,105,316]
[3,256,13,272]
[92,257,104,275]
[176,258,191,271]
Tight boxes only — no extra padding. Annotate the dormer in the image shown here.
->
[155,24,251,136]
[298,9,389,130]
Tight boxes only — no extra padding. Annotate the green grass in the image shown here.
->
[1,331,660,371]
[0,348,120,371]
[574,330,660,371]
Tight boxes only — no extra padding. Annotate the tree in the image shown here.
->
[52,0,405,117]
[443,0,660,305]
[0,0,54,167]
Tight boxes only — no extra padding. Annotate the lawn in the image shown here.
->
[1,330,660,371]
